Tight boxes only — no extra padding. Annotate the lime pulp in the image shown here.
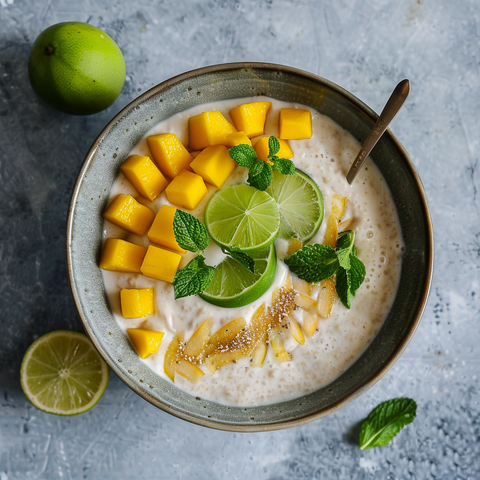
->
[266,168,324,242]
[200,244,277,308]
[204,185,280,253]
[20,330,109,416]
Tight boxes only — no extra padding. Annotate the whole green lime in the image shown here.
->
[28,22,126,115]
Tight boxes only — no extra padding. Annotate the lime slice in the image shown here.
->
[20,330,109,416]
[200,244,277,308]
[204,185,280,252]
[266,169,324,242]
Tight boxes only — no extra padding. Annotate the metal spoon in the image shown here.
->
[346,79,410,184]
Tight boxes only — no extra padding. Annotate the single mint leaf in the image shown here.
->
[349,254,366,295]
[222,246,255,273]
[271,157,295,175]
[173,210,210,252]
[336,230,355,270]
[247,160,273,191]
[285,244,339,283]
[228,144,257,167]
[359,398,417,450]
[335,267,352,308]
[268,136,280,157]
[173,255,215,299]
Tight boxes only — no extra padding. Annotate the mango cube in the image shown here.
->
[120,288,155,318]
[224,131,252,147]
[148,205,186,253]
[279,108,312,140]
[229,101,272,138]
[103,194,155,236]
[190,145,237,188]
[99,238,147,273]
[140,245,182,283]
[165,170,208,210]
[119,155,169,201]
[147,133,193,178]
[253,137,294,162]
[127,328,165,359]
[188,111,237,151]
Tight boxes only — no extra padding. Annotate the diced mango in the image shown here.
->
[148,205,186,253]
[324,213,339,248]
[175,358,205,384]
[317,277,336,319]
[119,155,169,201]
[183,318,213,359]
[190,145,237,188]
[292,277,311,296]
[127,328,165,359]
[188,111,237,151]
[204,317,247,357]
[120,288,155,318]
[99,238,147,273]
[268,325,292,362]
[253,136,294,163]
[165,170,208,210]
[164,331,185,382]
[103,194,155,236]
[279,108,312,140]
[190,151,202,159]
[250,339,267,367]
[331,194,348,220]
[302,311,320,337]
[295,292,317,312]
[147,133,193,178]
[224,131,252,147]
[229,101,272,138]
[287,238,302,256]
[287,314,305,345]
[140,245,182,283]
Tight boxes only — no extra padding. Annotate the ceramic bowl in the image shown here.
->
[67,63,433,431]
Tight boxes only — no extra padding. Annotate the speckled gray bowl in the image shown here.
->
[67,63,433,431]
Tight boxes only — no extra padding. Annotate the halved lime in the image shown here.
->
[266,169,324,242]
[20,330,109,416]
[200,244,277,308]
[204,185,280,252]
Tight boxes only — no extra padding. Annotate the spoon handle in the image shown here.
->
[346,79,410,185]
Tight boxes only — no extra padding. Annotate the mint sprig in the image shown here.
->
[227,144,257,167]
[228,136,295,191]
[221,246,255,273]
[284,244,339,282]
[284,230,365,309]
[172,255,215,299]
[247,160,272,191]
[359,398,417,450]
[173,209,210,252]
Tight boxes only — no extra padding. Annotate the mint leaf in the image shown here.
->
[247,160,273,191]
[359,398,417,450]
[173,210,210,252]
[271,157,295,175]
[228,144,257,167]
[173,255,215,299]
[268,136,280,157]
[335,267,352,308]
[336,231,355,270]
[221,246,255,273]
[284,244,339,282]
[349,254,366,294]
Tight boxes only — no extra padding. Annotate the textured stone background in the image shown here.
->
[1,0,479,479]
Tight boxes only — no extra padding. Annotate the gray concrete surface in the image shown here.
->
[1,0,479,478]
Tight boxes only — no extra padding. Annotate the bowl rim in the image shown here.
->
[67,62,434,431]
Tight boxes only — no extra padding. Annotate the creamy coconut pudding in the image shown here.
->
[99,97,403,407]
